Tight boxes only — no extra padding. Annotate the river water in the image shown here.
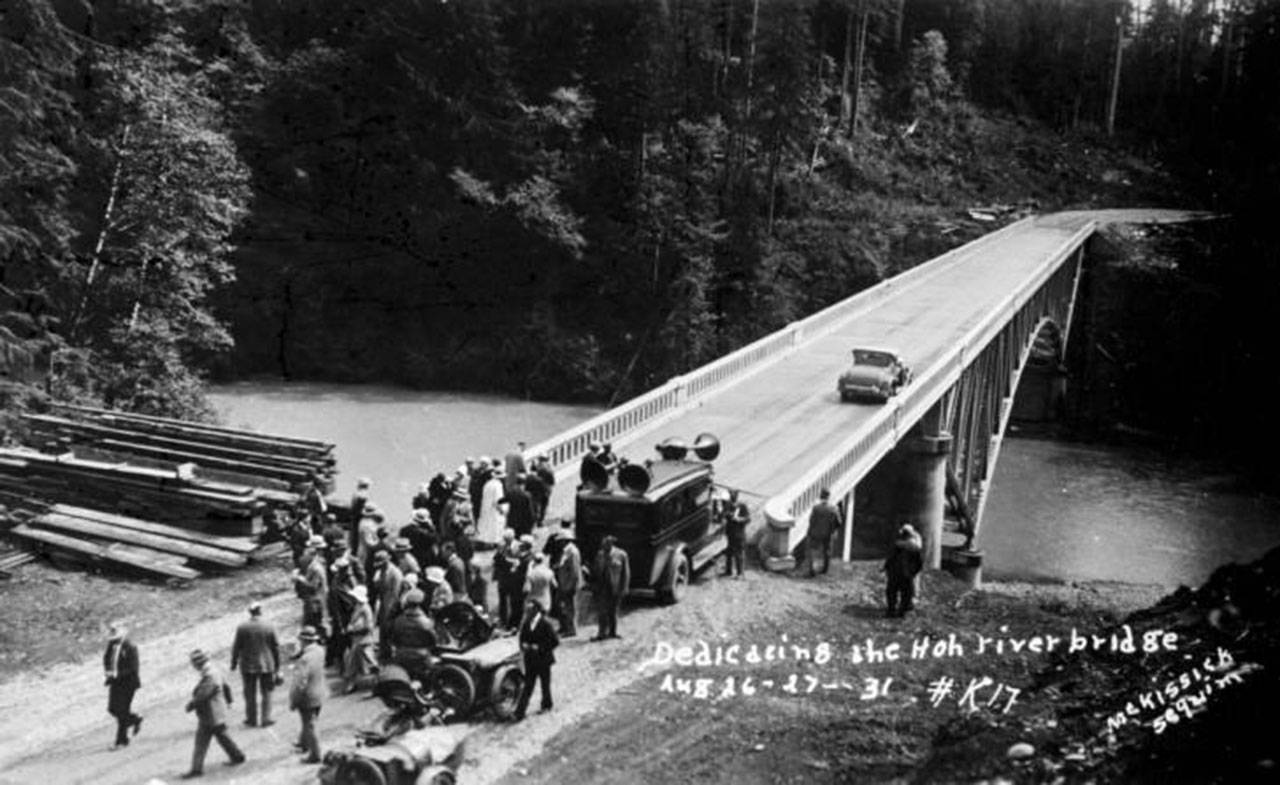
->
[209,382,1280,588]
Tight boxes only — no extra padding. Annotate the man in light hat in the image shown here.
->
[422,564,454,611]
[293,535,328,634]
[553,530,581,637]
[403,507,439,569]
[505,535,534,629]
[230,602,280,727]
[289,626,326,764]
[182,648,245,778]
[343,584,376,693]
[356,504,383,579]
[440,485,474,549]
[386,589,437,680]
[393,536,421,578]
[103,620,142,749]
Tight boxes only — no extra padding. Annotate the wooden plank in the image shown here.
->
[23,414,330,471]
[10,524,200,580]
[48,402,332,450]
[95,439,315,483]
[49,504,258,554]
[32,513,248,568]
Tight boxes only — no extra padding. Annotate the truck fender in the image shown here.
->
[648,542,683,589]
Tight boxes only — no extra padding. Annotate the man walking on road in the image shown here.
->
[181,649,245,778]
[289,626,327,764]
[721,490,749,578]
[514,599,559,720]
[229,601,280,727]
[807,488,841,577]
[103,621,142,750]
[591,535,629,641]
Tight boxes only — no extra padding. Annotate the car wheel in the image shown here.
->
[660,553,690,605]
[489,664,525,721]
[414,766,456,785]
[338,757,389,785]
[427,664,476,720]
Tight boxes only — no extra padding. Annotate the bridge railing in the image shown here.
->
[761,219,1098,546]
[524,217,1039,480]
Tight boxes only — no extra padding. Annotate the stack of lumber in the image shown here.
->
[0,447,267,537]
[22,403,336,493]
[5,504,260,582]
[0,546,36,579]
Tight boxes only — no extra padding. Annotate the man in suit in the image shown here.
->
[591,535,630,641]
[293,536,328,634]
[721,489,750,578]
[229,601,280,727]
[807,488,841,577]
[370,550,404,659]
[289,626,327,764]
[499,475,536,538]
[103,620,142,750]
[553,530,581,637]
[514,599,559,720]
[181,649,245,778]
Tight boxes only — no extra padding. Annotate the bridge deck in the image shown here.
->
[542,210,1205,521]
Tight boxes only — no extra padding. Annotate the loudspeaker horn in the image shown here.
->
[655,437,690,461]
[580,457,609,491]
[618,463,652,495]
[692,433,720,462]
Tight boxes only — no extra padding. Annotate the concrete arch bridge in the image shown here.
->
[526,209,1213,580]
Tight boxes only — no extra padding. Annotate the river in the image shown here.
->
[209,382,1280,588]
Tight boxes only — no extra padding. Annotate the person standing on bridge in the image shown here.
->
[229,601,280,728]
[504,441,528,494]
[514,598,559,720]
[721,490,750,579]
[591,535,630,641]
[103,620,142,750]
[500,474,537,538]
[348,478,371,547]
[806,489,841,577]
[553,530,581,637]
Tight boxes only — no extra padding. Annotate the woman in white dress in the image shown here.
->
[476,467,507,546]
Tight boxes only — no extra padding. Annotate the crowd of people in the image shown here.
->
[97,443,925,779]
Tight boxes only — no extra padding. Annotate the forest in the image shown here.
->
[2,0,1278,476]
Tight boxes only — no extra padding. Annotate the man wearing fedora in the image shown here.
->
[422,564,454,611]
[591,535,630,641]
[293,535,329,636]
[289,626,327,764]
[182,648,245,778]
[370,550,404,660]
[514,598,559,721]
[230,602,280,728]
[553,530,582,637]
[103,620,142,750]
[393,536,421,578]
[499,474,536,539]
[343,584,377,693]
[403,508,439,569]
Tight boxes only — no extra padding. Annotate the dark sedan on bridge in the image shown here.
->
[838,348,912,403]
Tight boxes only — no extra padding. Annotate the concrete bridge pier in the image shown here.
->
[899,431,952,570]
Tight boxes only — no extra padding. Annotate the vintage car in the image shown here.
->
[576,434,724,604]
[837,347,912,403]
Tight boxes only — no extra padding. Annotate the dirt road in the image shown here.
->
[0,552,1164,785]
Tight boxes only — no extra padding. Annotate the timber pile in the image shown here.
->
[2,503,264,582]
[0,447,267,537]
[21,402,336,493]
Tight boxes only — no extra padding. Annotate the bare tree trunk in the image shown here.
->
[1105,6,1124,136]
[893,0,906,52]
[71,124,131,340]
[1072,15,1093,129]
[840,3,854,131]
[850,0,870,136]
[745,0,760,118]
[766,149,780,235]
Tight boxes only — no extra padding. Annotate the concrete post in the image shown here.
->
[841,488,855,562]
[901,432,952,570]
